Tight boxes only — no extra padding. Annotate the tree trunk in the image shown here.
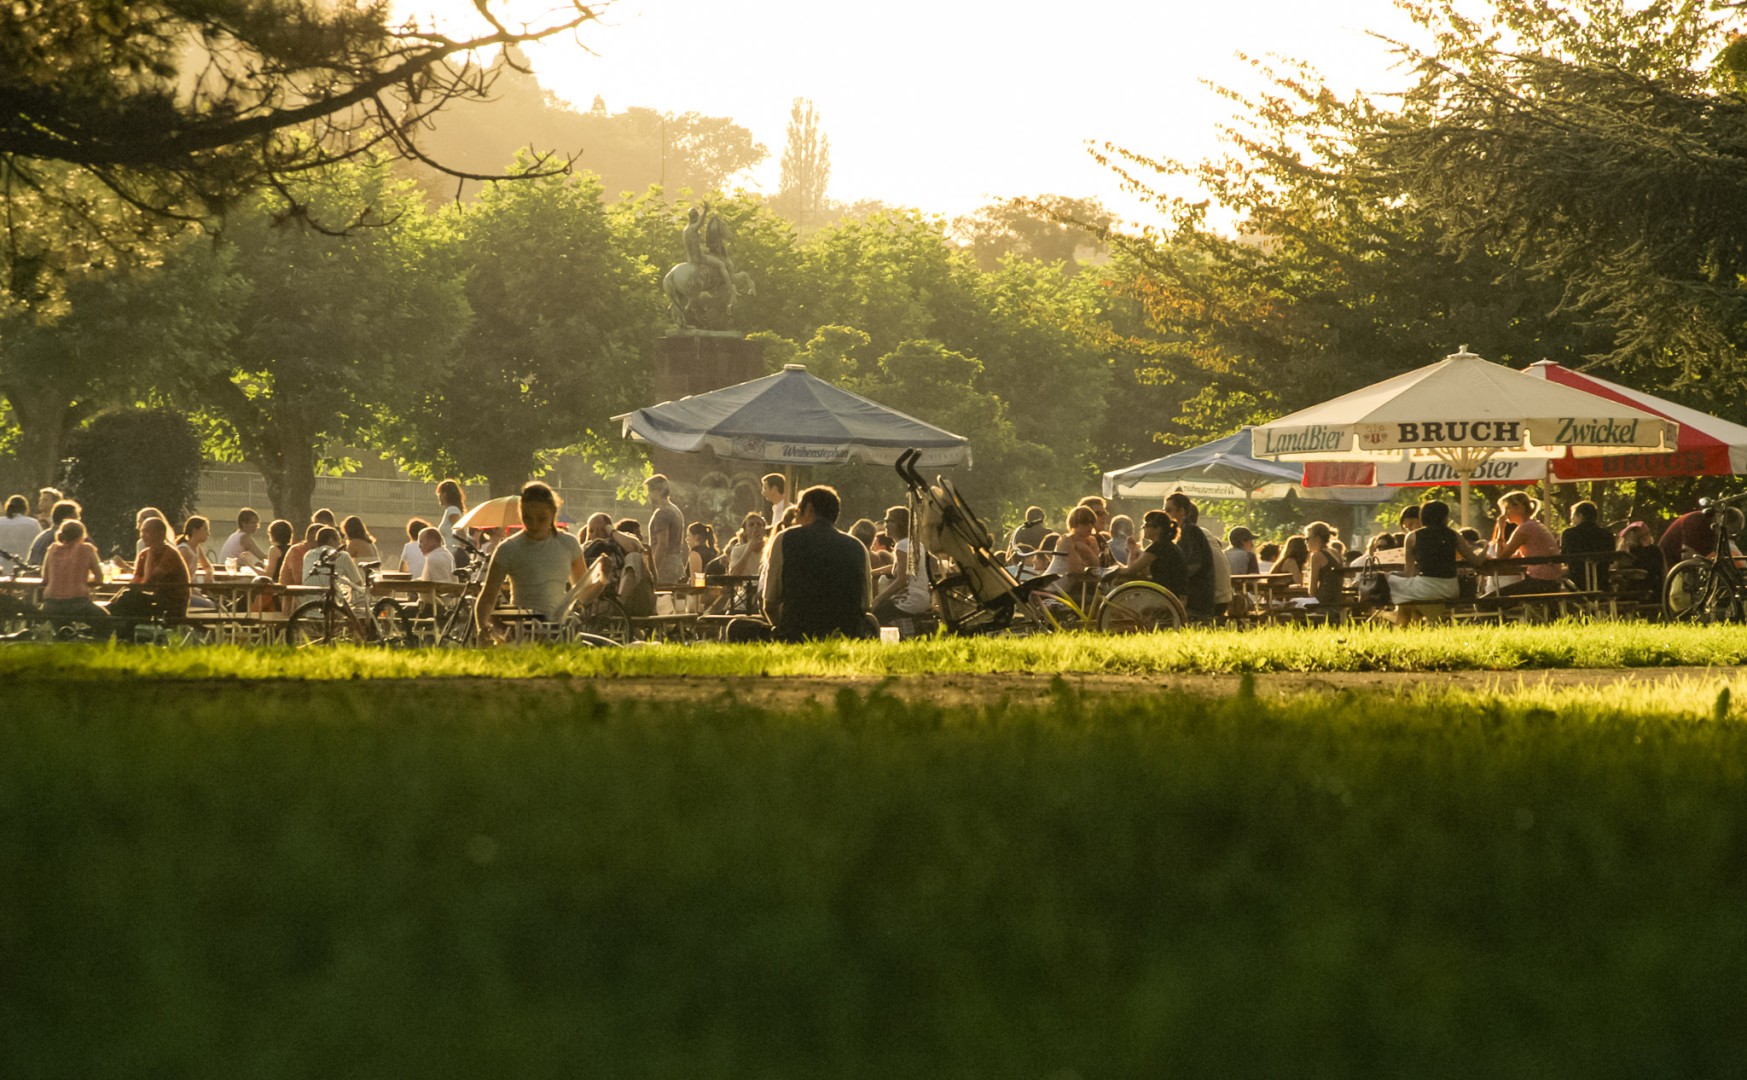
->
[1,380,74,494]
[259,437,317,527]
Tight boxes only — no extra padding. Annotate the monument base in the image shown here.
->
[651,333,768,527]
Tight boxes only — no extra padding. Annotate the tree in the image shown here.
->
[410,78,768,202]
[62,409,205,557]
[0,0,602,227]
[1080,40,1613,454]
[380,167,662,495]
[0,206,242,494]
[776,98,831,233]
[186,162,467,523]
[1362,0,1747,399]
[956,195,1114,272]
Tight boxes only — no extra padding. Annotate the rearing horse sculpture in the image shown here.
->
[662,263,755,330]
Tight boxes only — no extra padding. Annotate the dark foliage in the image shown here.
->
[62,409,205,556]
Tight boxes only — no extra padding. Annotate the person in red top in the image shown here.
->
[130,516,191,617]
[1658,509,1718,570]
[41,519,108,621]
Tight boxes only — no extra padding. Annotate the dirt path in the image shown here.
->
[37,666,1738,708]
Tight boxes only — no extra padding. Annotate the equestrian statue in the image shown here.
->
[663,203,755,331]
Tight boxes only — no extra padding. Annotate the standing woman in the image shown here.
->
[342,515,380,565]
[435,479,468,554]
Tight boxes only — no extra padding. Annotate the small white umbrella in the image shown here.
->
[1251,348,1679,526]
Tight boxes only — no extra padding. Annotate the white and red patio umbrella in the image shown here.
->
[1252,348,1678,526]
[1523,361,1747,481]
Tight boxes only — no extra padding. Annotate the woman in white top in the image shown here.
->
[435,479,467,553]
[872,506,933,624]
[725,513,767,577]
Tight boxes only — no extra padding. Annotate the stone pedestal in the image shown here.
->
[650,332,767,529]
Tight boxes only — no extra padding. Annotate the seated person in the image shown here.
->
[177,515,219,611]
[724,513,767,577]
[583,512,645,566]
[1382,500,1487,620]
[28,498,82,568]
[1107,511,1189,597]
[1616,521,1665,602]
[1225,527,1259,576]
[219,508,268,569]
[1108,515,1136,566]
[40,519,108,621]
[731,485,874,642]
[1560,500,1615,591]
[417,527,457,583]
[872,506,933,625]
[124,515,191,619]
[302,526,369,612]
[1256,541,1281,575]
[1493,490,1565,596]
[1304,521,1346,610]
[475,483,587,637]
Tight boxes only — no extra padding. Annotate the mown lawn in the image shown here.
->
[5,677,1747,1078]
[5,620,1747,681]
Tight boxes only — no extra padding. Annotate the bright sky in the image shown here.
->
[409,0,1423,223]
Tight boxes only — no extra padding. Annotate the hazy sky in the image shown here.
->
[412,0,1423,222]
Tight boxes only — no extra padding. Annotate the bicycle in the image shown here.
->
[286,553,413,646]
[1018,572,1189,634]
[1663,493,1747,622]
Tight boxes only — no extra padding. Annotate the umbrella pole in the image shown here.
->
[1460,472,1473,530]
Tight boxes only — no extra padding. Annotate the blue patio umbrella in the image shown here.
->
[1102,428,1391,504]
[614,364,970,468]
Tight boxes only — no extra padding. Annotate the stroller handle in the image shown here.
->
[894,448,926,491]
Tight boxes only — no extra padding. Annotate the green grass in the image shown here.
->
[4,620,1747,682]
[6,678,1747,1078]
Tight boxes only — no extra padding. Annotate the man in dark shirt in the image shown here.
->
[734,485,875,642]
[1110,511,1189,597]
[1165,493,1217,619]
[1560,500,1616,590]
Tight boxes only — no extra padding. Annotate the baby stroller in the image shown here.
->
[893,449,1186,635]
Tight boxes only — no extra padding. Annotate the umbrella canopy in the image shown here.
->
[614,364,970,468]
[453,494,553,532]
[1524,361,1747,481]
[1252,348,1678,524]
[1102,428,1390,504]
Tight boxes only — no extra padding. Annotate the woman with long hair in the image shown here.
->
[341,515,379,565]
[435,479,467,552]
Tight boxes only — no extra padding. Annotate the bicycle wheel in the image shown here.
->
[372,598,417,647]
[287,601,338,646]
[1664,558,1717,621]
[933,573,1014,635]
[1098,581,1188,633]
[568,595,633,644]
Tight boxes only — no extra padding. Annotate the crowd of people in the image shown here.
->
[0,473,1728,640]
